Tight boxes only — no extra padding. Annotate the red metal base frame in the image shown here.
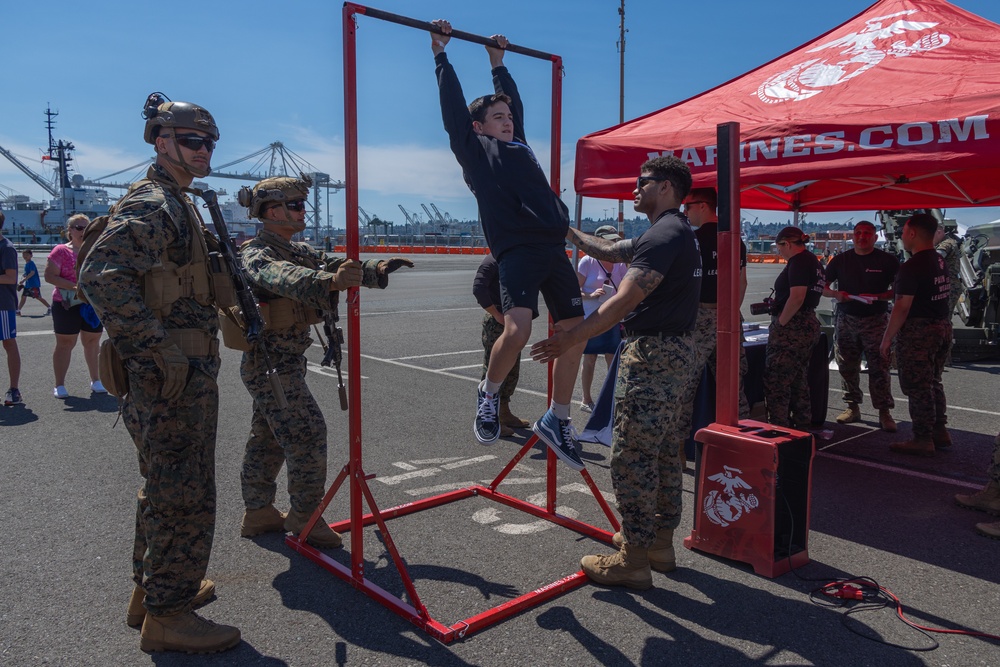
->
[286,433,620,644]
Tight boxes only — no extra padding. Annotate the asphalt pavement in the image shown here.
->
[1,254,998,666]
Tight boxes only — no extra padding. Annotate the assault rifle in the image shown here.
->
[315,292,349,410]
[195,188,287,408]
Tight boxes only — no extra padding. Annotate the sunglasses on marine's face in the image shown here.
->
[167,133,216,152]
[284,200,307,212]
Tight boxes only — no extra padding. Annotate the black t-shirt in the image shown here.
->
[824,248,899,316]
[894,248,950,320]
[622,209,701,335]
[694,222,747,304]
[773,249,825,312]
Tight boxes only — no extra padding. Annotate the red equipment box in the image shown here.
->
[683,420,815,578]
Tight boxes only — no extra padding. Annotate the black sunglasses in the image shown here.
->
[683,201,708,208]
[636,175,667,189]
[284,200,307,212]
[71,225,87,231]
[168,133,216,152]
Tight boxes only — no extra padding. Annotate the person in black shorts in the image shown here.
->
[431,20,586,468]
[880,213,952,456]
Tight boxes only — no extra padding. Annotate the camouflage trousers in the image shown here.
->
[697,307,751,419]
[895,318,951,439]
[481,313,519,402]
[123,354,221,616]
[835,311,894,409]
[948,285,962,319]
[241,348,327,514]
[764,310,820,427]
[611,333,699,546]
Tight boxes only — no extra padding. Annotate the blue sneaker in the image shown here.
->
[474,381,501,444]
[533,409,584,470]
[4,388,23,406]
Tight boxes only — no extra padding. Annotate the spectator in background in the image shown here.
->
[17,249,51,316]
[0,211,23,406]
[576,225,627,413]
[45,214,106,398]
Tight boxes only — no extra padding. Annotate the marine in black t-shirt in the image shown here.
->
[694,222,747,305]
[772,250,825,314]
[622,209,702,335]
[894,248,951,320]
[825,248,899,316]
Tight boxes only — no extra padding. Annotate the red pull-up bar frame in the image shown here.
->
[284,3,619,644]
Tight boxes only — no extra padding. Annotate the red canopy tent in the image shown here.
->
[574,0,1000,212]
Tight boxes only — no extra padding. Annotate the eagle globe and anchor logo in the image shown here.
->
[756,9,951,104]
[703,465,760,527]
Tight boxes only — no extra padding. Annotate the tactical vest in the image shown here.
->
[218,238,324,352]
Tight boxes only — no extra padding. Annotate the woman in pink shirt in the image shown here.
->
[45,214,105,398]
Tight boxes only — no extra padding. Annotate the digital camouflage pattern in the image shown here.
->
[78,163,222,616]
[611,334,699,546]
[694,306,750,418]
[895,318,951,439]
[239,229,382,513]
[764,310,820,427]
[936,234,963,316]
[480,314,519,402]
[835,311,894,410]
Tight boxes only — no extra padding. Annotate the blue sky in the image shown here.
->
[3,0,1000,231]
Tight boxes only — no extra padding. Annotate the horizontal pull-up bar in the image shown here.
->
[345,2,560,62]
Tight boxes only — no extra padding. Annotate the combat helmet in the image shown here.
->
[142,92,219,144]
[238,175,312,221]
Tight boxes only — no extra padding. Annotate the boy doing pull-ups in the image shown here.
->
[431,19,586,470]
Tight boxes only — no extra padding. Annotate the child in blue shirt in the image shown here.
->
[17,249,51,316]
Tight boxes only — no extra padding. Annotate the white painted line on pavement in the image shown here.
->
[375,468,441,485]
[390,350,480,361]
[441,455,497,469]
[410,457,464,465]
[392,461,418,471]
[405,482,476,496]
[817,452,982,489]
[365,306,481,317]
[360,353,550,398]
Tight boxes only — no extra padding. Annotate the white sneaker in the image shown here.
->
[90,380,108,394]
[53,386,69,399]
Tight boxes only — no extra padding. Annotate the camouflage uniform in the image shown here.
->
[480,314,519,402]
[239,229,383,514]
[612,333,699,545]
[696,307,751,418]
[835,312,894,410]
[936,234,963,317]
[764,310,820,427]
[78,164,222,616]
[895,318,952,439]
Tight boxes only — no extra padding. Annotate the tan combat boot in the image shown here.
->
[975,520,1000,539]
[836,403,860,424]
[889,437,935,456]
[139,610,240,654]
[611,528,675,572]
[284,510,343,548]
[127,579,216,628]
[955,481,1000,515]
[878,409,897,433]
[499,400,530,429]
[240,504,287,537]
[580,543,652,590]
[932,424,952,449]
